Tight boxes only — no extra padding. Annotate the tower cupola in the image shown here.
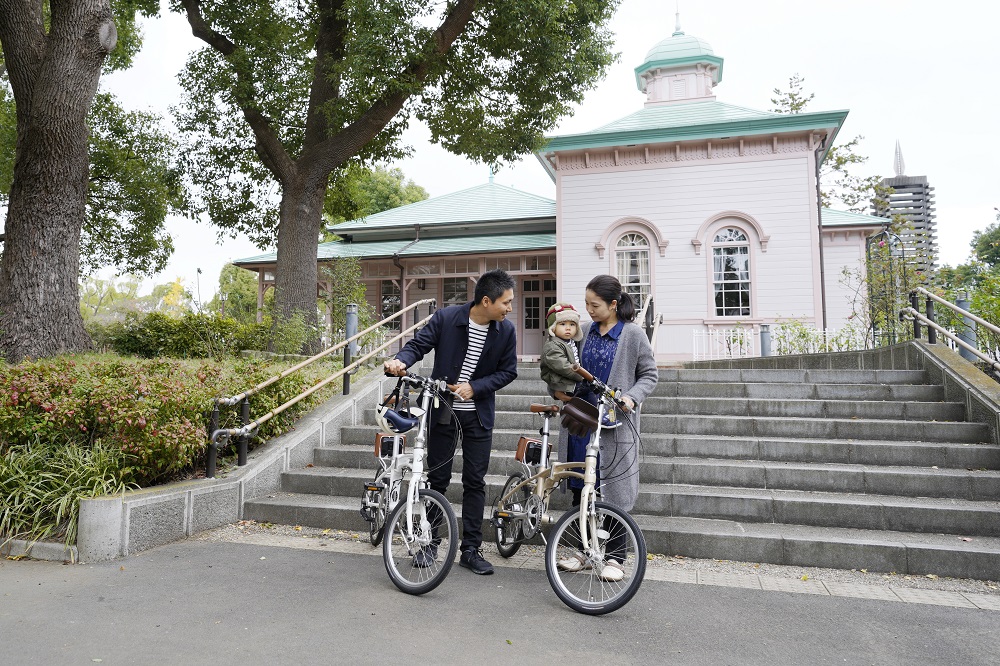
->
[634,13,724,106]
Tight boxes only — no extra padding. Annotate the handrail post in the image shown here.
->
[238,398,250,466]
[207,404,220,476]
[909,291,920,340]
[956,292,978,362]
[644,298,655,341]
[343,303,358,395]
[925,297,936,344]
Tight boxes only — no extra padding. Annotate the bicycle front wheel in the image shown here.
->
[545,501,646,615]
[382,488,458,595]
[494,473,529,558]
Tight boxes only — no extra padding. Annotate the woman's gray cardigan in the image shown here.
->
[558,321,659,512]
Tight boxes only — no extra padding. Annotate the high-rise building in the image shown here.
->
[872,141,937,272]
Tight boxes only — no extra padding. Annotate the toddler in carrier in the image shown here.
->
[540,301,620,428]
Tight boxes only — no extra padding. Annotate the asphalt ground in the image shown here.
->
[3,531,1000,666]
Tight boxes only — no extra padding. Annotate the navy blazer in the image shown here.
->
[394,301,518,430]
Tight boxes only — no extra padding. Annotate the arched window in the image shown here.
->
[616,232,650,308]
[712,228,751,317]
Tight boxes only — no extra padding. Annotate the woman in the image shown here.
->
[558,275,658,578]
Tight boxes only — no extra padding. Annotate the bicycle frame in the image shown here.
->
[496,395,613,552]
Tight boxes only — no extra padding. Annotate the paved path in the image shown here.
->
[3,536,999,665]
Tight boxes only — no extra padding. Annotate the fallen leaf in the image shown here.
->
[960,537,973,542]
[321,529,331,535]
[860,569,868,573]
[294,526,302,531]
[800,575,809,581]
[926,574,939,580]
[260,556,266,560]
[506,640,513,645]
[119,566,125,571]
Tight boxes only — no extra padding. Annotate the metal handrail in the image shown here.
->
[636,293,654,326]
[214,298,435,407]
[901,307,1000,374]
[650,313,663,352]
[206,312,433,477]
[912,287,1000,338]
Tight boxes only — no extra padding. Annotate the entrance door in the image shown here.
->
[520,277,557,357]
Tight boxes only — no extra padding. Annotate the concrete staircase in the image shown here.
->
[244,360,1000,580]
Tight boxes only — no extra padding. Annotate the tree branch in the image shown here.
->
[302,0,346,149]
[303,0,479,182]
[179,0,297,186]
[0,0,47,113]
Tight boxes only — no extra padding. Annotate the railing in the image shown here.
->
[900,287,1000,377]
[206,299,436,478]
[649,313,663,353]
[692,328,756,361]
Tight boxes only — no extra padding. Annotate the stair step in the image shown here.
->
[512,366,929,385]
[242,492,1000,580]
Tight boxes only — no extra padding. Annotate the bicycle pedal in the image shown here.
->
[364,483,383,492]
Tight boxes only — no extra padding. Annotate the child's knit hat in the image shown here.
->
[546,302,584,341]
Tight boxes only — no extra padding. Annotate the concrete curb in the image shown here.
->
[75,365,392,563]
[1,538,78,563]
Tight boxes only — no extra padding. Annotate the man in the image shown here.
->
[384,269,517,575]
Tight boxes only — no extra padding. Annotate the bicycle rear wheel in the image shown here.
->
[494,473,529,558]
[382,488,458,595]
[364,467,388,547]
[544,501,646,615]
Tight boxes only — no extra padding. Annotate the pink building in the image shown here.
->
[236,22,883,362]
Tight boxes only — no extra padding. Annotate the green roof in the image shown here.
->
[634,32,724,88]
[233,233,555,266]
[820,208,887,228]
[542,101,849,161]
[331,181,555,234]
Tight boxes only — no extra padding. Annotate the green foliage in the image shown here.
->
[269,310,315,356]
[971,216,1000,269]
[770,74,887,213]
[171,0,619,244]
[84,93,190,276]
[80,274,143,324]
[205,264,263,325]
[324,165,429,228]
[99,312,270,359]
[0,437,138,547]
[0,353,345,544]
[772,319,866,355]
[769,74,813,115]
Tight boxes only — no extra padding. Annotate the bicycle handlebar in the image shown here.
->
[571,364,632,414]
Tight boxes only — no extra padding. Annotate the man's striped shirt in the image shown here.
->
[453,319,489,411]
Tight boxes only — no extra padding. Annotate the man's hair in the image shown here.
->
[474,269,515,304]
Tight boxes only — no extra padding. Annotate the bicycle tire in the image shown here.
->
[494,473,529,558]
[366,467,388,547]
[544,501,646,615]
[382,488,458,595]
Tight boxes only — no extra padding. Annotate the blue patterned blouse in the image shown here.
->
[566,319,624,487]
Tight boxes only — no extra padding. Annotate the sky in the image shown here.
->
[89,0,1000,297]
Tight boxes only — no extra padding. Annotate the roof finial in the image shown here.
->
[673,2,683,36]
[488,165,495,184]
[893,140,905,177]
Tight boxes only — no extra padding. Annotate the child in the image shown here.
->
[540,302,620,429]
[540,302,584,402]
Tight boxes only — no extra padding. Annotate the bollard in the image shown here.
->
[760,324,771,357]
[344,303,358,395]
[238,398,250,466]
[925,297,936,344]
[909,292,920,340]
[956,293,978,361]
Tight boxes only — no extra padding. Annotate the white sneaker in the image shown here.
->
[556,551,590,572]
[598,560,625,582]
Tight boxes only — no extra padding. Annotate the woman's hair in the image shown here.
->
[585,274,636,323]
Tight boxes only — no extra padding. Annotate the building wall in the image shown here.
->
[556,155,818,360]
[822,233,868,330]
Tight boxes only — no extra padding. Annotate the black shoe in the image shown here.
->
[412,544,437,568]
[459,547,494,575]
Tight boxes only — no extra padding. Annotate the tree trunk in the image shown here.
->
[271,176,327,352]
[0,1,117,363]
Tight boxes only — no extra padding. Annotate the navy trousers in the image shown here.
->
[426,409,492,551]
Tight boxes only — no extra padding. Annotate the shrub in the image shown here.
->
[0,437,138,547]
[96,312,270,359]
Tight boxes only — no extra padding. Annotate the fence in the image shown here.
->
[692,328,756,361]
